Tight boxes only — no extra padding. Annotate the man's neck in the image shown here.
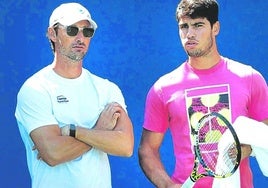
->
[52,55,83,79]
[188,52,221,70]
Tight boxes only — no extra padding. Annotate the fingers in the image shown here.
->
[112,112,121,127]
[241,144,252,159]
[37,153,42,160]
[104,102,123,114]
[113,112,121,120]
[32,145,42,160]
[101,103,121,118]
[32,145,37,150]
[94,102,123,131]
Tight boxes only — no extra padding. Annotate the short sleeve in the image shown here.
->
[143,83,169,133]
[15,79,58,134]
[248,69,268,121]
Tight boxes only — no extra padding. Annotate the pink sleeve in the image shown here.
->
[143,84,169,133]
[248,69,268,121]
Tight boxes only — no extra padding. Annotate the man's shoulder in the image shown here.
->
[83,68,120,90]
[223,56,263,78]
[25,65,52,82]
[154,62,186,85]
[18,65,53,95]
[223,57,252,70]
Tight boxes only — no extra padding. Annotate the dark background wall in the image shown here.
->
[1,0,267,187]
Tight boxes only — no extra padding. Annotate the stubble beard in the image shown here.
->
[60,47,86,63]
[186,35,213,58]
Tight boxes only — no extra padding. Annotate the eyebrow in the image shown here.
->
[179,21,205,27]
[192,21,205,25]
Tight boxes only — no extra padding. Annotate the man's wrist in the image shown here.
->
[69,124,76,138]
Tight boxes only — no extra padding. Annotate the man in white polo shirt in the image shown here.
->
[15,3,134,188]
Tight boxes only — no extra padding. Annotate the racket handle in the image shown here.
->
[181,176,195,188]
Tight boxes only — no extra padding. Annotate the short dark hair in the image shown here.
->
[176,0,219,26]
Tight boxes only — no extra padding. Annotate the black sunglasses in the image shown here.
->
[57,24,95,38]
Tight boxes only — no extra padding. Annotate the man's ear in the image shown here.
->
[213,21,220,36]
[47,27,56,41]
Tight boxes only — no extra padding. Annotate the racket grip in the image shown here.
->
[181,176,195,188]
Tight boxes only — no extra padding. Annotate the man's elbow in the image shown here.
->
[41,157,60,167]
[124,145,134,157]
[120,138,134,157]
[40,151,65,167]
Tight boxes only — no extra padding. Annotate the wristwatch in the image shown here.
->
[69,124,76,138]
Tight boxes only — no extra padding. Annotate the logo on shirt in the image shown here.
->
[57,95,69,103]
[185,84,231,145]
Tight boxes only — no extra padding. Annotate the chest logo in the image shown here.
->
[57,95,69,103]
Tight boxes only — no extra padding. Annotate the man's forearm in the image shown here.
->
[139,151,175,187]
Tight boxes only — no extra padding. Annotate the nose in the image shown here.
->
[76,30,84,38]
[186,27,195,39]
[74,30,86,44]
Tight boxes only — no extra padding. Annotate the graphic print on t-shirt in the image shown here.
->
[185,84,232,147]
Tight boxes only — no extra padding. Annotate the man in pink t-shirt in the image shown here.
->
[138,0,268,188]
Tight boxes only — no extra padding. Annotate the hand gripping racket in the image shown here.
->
[181,112,241,188]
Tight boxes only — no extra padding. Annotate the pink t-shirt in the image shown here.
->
[143,57,268,188]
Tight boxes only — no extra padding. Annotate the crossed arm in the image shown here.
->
[30,102,134,166]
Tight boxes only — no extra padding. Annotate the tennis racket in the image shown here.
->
[181,112,241,188]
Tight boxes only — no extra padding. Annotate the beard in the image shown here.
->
[64,50,86,62]
[58,39,87,62]
[186,35,213,57]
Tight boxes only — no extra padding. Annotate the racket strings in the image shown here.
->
[197,115,237,176]
[198,140,237,176]
[217,142,238,175]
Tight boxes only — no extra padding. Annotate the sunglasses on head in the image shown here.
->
[56,24,95,38]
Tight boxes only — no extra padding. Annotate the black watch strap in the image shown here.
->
[69,124,76,138]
